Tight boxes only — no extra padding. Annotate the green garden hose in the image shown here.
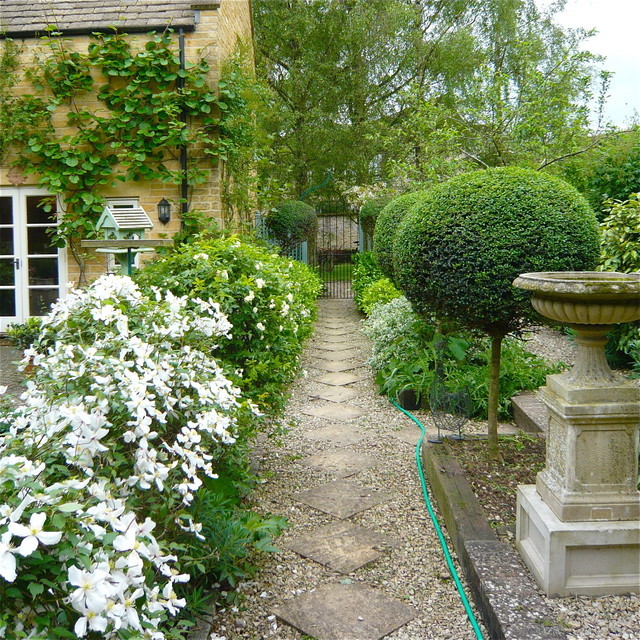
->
[392,399,486,640]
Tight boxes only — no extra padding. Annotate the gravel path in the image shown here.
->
[207,300,639,640]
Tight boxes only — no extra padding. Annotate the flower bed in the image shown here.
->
[0,236,321,639]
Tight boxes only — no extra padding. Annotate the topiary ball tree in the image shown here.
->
[359,197,390,248]
[266,200,317,255]
[394,167,600,457]
[373,191,429,283]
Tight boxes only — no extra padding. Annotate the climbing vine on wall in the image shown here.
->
[0,29,258,276]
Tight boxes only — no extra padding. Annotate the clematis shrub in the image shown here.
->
[0,275,255,639]
[135,235,322,416]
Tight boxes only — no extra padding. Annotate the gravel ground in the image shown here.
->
[206,308,639,640]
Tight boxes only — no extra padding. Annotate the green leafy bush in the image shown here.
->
[362,297,565,419]
[373,191,428,282]
[352,251,384,313]
[598,193,640,368]
[360,277,403,316]
[135,235,322,416]
[5,317,42,350]
[265,200,317,255]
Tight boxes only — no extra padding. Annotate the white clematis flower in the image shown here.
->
[8,512,62,557]
[0,532,18,582]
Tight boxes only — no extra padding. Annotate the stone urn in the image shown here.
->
[511,271,640,597]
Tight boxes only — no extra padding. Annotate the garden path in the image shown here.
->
[205,298,494,640]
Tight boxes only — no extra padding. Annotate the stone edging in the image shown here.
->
[421,440,568,640]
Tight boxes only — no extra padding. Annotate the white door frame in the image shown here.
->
[0,187,67,332]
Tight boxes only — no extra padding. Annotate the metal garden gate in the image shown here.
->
[255,210,360,299]
[311,212,359,299]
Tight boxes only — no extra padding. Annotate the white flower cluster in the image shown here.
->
[0,275,246,638]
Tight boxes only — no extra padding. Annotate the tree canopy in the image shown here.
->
[252,0,610,202]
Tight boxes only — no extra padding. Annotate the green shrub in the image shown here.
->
[373,191,428,282]
[5,316,42,350]
[597,193,640,368]
[265,200,317,255]
[394,167,599,454]
[352,251,384,313]
[135,235,322,416]
[362,297,565,419]
[360,277,403,316]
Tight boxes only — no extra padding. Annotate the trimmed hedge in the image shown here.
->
[265,200,317,254]
[394,167,600,336]
[373,191,429,282]
[359,197,390,236]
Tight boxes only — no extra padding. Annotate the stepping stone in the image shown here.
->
[313,361,360,373]
[309,386,360,403]
[300,449,379,478]
[283,521,397,573]
[313,334,354,344]
[315,328,352,337]
[312,342,359,352]
[302,403,366,421]
[311,349,358,361]
[275,583,417,640]
[294,479,392,518]
[314,372,364,386]
[302,424,368,446]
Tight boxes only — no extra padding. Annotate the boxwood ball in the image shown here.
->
[393,167,600,336]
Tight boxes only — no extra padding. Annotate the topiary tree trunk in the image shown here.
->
[487,333,505,460]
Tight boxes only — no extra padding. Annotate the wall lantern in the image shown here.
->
[157,198,171,224]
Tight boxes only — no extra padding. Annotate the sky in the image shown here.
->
[540,0,640,128]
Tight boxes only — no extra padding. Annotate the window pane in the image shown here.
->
[26,196,56,224]
[0,289,16,316]
[28,258,58,285]
[0,228,14,256]
[0,260,15,286]
[29,288,59,316]
[0,197,12,225]
[28,226,57,255]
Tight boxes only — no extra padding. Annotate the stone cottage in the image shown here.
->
[0,0,253,331]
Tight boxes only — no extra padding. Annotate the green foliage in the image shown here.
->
[5,317,42,351]
[359,197,389,237]
[360,277,403,316]
[265,200,318,255]
[1,32,259,262]
[395,167,600,337]
[135,235,322,416]
[351,251,384,313]
[598,194,640,273]
[362,297,565,419]
[597,193,640,368]
[373,191,428,282]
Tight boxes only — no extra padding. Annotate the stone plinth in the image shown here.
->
[516,485,640,597]
[536,373,640,522]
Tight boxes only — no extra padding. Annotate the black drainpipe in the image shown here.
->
[178,29,189,222]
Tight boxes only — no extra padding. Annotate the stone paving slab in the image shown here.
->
[302,424,368,446]
[310,348,359,361]
[283,521,398,573]
[312,342,360,352]
[294,479,392,518]
[299,449,379,478]
[313,360,361,373]
[314,371,365,386]
[314,328,353,337]
[311,334,354,344]
[309,386,360,403]
[391,425,423,446]
[301,403,366,421]
[275,583,417,640]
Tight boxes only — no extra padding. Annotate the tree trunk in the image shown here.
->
[487,333,504,459]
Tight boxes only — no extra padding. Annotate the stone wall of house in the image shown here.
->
[0,0,253,287]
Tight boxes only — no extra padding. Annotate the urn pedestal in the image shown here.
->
[512,272,640,597]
